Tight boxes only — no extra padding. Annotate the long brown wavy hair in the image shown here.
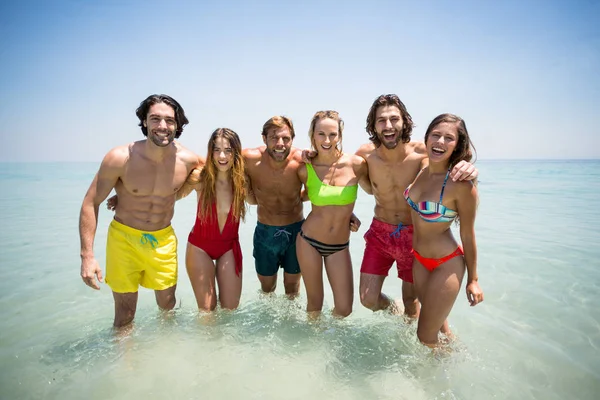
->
[424,114,477,169]
[365,94,414,146]
[198,128,247,222]
[308,110,344,154]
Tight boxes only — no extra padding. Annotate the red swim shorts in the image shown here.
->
[360,218,414,283]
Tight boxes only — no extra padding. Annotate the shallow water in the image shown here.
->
[0,160,599,399]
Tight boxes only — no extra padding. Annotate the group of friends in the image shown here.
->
[79,93,484,347]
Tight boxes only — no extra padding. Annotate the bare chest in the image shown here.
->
[121,157,189,197]
[251,164,302,199]
[368,158,420,195]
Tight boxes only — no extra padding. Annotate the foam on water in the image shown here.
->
[0,161,599,399]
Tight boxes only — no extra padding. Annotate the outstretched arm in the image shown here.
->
[456,182,483,306]
[79,148,125,290]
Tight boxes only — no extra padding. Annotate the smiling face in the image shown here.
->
[143,102,177,147]
[374,105,404,150]
[263,126,293,162]
[312,118,340,153]
[212,136,234,172]
[426,122,458,163]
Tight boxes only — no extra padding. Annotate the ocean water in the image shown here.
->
[0,160,599,399]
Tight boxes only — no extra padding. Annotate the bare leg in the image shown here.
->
[186,243,217,312]
[324,248,353,317]
[283,272,301,298]
[402,281,420,318]
[296,234,324,315]
[155,285,177,311]
[413,257,465,347]
[112,292,138,328]
[359,273,391,311]
[216,250,242,310]
[257,273,278,293]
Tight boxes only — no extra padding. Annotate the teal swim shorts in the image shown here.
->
[253,220,303,276]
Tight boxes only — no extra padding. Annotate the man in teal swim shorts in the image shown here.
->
[244,116,360,297]
[243,116,307,296]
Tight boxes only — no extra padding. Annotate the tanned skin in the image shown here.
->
[79,101,204,328]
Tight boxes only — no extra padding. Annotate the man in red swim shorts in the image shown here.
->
[356,94,477,318]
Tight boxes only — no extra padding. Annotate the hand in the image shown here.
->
[450,160,478,182]
[106,195,118,211]
[81,257,103,290]
[466,280,483,306]
[349,213,361,232]
[186,168,202,185]
[301,149,318,164]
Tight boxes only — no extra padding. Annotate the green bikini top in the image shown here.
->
[306,163,358,207]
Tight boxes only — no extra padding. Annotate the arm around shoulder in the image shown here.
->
[351,154,372,194]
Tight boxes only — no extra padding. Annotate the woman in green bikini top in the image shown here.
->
[296,110,370,318]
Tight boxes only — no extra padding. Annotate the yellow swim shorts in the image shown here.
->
[105,219,178,293]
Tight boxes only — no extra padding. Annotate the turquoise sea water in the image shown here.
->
[0,160,599,399]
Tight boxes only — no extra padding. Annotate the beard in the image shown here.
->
[149,130,176,147]
[379,129,402,149]
[266,146,291,161]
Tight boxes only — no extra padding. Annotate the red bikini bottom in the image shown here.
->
[412,247,464,272]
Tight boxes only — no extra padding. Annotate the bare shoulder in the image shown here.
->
[405,142,428,168]
[289,147,304,162]
[346,153,368,177]
[453,179,478,198]
[346,153,366,167]
[356,142,376,158]
[409,141,427,156]
[103,144,131,168]
[243,146,264,160]
[175,141,204,166]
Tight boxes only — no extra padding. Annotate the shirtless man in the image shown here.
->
[243,116,306,296]
[357,94,476,320]
[79,94,203,327]
[244,116,360,297]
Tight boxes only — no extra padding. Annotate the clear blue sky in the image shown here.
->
[1,0,598,161]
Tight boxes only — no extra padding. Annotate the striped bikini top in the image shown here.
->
[403,169,458,223]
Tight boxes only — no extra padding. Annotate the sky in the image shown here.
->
[0,0,598,162]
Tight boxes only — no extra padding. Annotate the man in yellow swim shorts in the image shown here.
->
[79,94,204,328]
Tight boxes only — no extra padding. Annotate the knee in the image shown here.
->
[220,300,239,311]
[416,327,438,348]
[359,288,378,311]
[334,306,352,318]
[259,275,277,293]
[158,295,176,311]
[284,282,300,296]
[306,295,324,310]
[261,282,277,293]
[198,304,217,312]
[114,311,135,328]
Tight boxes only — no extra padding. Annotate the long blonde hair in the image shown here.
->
[198,128,247,222]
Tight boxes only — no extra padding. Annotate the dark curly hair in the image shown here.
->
[365,94,413,146]
[135,94,189,138]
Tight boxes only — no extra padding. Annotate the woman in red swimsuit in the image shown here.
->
[404,114,483,347]
[184,128,250,312]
